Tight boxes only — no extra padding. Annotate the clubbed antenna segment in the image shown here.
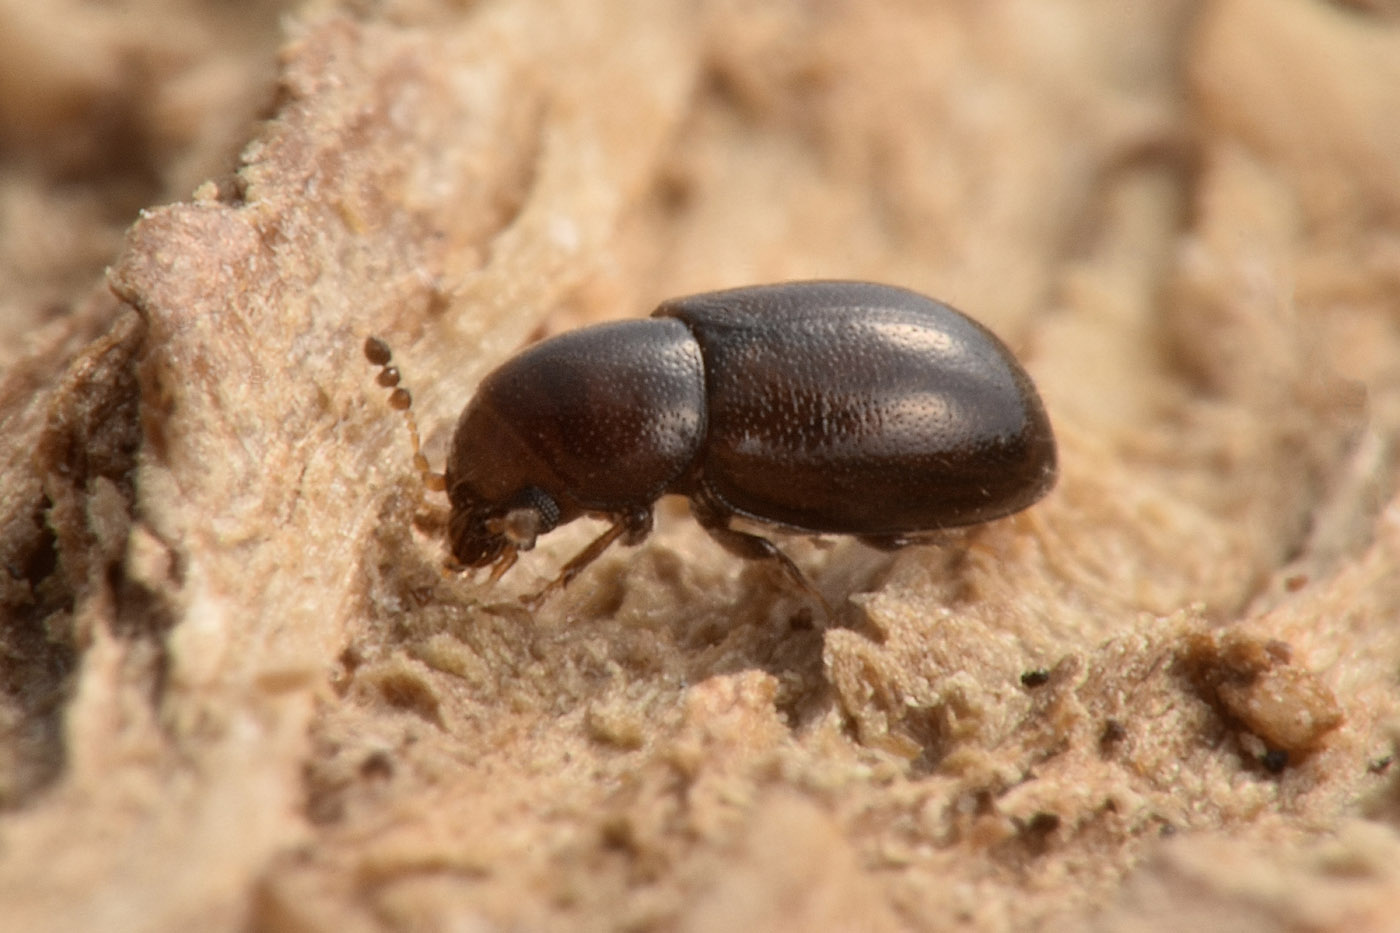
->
[364,336,447,494]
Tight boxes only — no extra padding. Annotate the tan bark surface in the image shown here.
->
[3,1,1400,930]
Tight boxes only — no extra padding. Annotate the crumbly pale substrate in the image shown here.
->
[2,1,1399,930]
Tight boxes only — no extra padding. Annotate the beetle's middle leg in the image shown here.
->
[521,508,653,609]
[690,492,832,617]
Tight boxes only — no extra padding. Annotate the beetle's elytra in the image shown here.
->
[366,280,1056,606]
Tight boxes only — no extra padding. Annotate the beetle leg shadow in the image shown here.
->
[521,508,653,609]
[691,494,833,619]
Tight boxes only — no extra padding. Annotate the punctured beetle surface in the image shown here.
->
[366,280,1057,605]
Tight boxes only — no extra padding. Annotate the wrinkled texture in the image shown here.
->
[2,0,1400,931]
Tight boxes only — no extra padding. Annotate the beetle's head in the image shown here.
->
[447,485,562,578]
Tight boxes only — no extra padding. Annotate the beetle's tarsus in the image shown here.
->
[487,547,519,583]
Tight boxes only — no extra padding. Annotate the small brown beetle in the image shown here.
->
[367,281,1056,605]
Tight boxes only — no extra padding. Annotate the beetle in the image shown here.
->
[365,280,1056,606]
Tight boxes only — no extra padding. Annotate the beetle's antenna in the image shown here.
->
[364,336,448,494]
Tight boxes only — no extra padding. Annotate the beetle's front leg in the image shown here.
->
[521,508,653,608]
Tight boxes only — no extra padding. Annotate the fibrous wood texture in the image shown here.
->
[3,1,1400,930]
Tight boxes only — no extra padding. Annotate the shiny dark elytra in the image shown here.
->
[365,280,1057,606]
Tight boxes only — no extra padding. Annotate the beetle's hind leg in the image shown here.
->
[690,493,832,618]
[521,508,653,609]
